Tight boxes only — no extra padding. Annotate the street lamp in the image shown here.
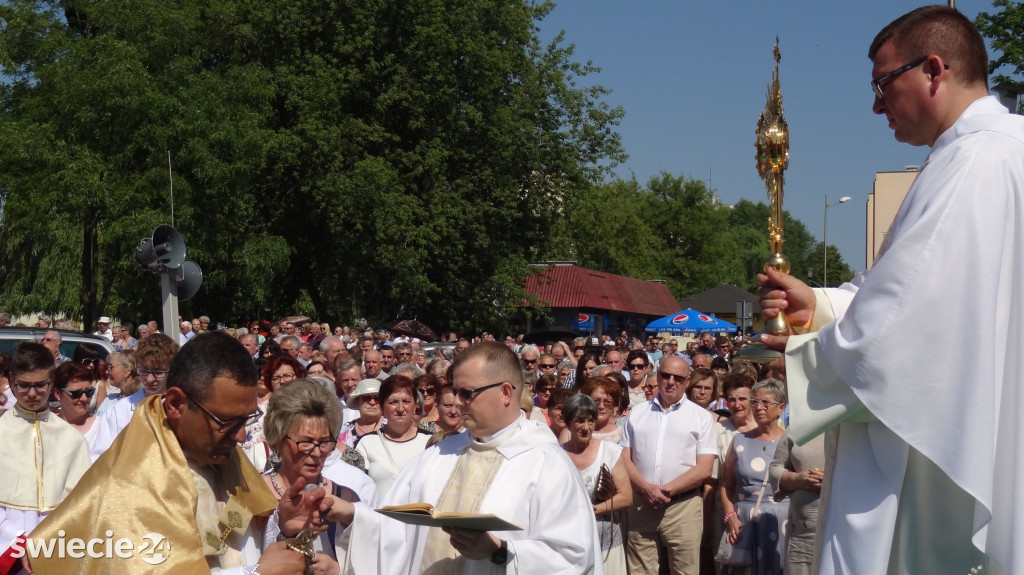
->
[824,194,851,286]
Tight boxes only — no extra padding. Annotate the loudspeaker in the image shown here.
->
[134,224,185,270]
[177,259,203,301]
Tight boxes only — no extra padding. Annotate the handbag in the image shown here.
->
[715,461,772,567]
[591,463,616,504]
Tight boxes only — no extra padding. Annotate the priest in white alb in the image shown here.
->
[757,6,1024,575]
[330,341,603,574]
[0,343,90,573]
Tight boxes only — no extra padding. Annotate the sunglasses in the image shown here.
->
[628,363,647,369]
[60,387,97,400]
[538,363,556,369]
[453,381,505,402]
[658,370,688,382]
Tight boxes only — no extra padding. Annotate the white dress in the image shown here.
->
[577,441,626,575]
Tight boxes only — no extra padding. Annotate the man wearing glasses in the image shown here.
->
[757,6,1024,574]
[335,341,602,573]
[0,342,91,570]
[619,355,715,575]
[31,331,324,574]
[40,330,71,365]
[89,333,179,460]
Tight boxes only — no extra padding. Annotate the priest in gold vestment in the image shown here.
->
[28,332,325,575]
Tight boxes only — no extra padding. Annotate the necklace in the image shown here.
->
[270,471,324,497]
[354,420,380,436]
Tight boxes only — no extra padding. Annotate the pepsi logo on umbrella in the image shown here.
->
[698,314,718,324]
[671,314,689,325]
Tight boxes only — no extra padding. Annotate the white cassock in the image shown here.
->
[784,96,1024,575]
[0,407,91,559]
[90,388,146,460]
[343,415,603,574]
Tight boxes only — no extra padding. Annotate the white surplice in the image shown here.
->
[784,96,1024,575]
[89,388,147,460]
[343,416,603,574]
[0,407,91,556]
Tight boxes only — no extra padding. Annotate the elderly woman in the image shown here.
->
[263,379,357,574]
[581,377,624,444]
[686,368,721,422]
[561,394,632,575]
[434,384,463,433]
[415,373,441,426]
[355,375,431,495]
[55,362,101,455]
[338,379,383,448]
[768,429,825,575]
[556,360,574,388]
[263,353,303,392]
[718,379,789,575]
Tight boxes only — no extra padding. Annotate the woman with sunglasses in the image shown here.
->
[54,362,101,458]
[624,350,650,408]
[263,379,358,574]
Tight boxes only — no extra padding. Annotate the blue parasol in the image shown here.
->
[645,309,737,334]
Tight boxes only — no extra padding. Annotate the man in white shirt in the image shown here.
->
[620,355,715,575]
[335,341,602,573]
[92,315,114,341]
[757,6,1024,574]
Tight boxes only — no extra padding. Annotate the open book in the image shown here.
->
[376,503,522,531]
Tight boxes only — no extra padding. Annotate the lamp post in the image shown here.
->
[824,194,851,286]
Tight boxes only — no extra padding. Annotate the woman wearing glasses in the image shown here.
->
[624,350,650,408]
[263,379,358,574]
[338,379,383,448]
[355,375,431,496]
[718,379,790,575]
[54,362,101,458]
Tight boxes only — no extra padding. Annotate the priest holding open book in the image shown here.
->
[329,341,603,574]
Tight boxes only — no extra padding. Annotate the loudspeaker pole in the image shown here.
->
[161,269,179,337]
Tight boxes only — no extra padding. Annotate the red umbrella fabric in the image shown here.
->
[385,319,438,342]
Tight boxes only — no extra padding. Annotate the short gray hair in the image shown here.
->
[281,335,302,349]
[751,378,787,404]
[392,363,424,379]
[319,335,344,353]
[264,379,343,449]
[519,344,540,358]
[394,341,412,354]
[562,393,598,425]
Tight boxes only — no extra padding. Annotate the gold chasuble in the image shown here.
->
[29,395,277,574]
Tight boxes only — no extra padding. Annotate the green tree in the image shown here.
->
[977,0,1024,113]
[0,0,625,334]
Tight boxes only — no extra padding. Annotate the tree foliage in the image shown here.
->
[543,173,855,296]
[977,0,1024,113]
[0,0,625,333]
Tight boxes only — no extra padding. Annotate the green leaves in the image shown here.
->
[977,0,1024,113]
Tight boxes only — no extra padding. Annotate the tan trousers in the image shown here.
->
[625,492,703,575]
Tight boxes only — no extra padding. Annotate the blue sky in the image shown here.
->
[537,0,1001,272]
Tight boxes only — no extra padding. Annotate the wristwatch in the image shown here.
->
[490,539,508,565]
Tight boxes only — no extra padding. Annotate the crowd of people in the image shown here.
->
[1,4,1022,573]
[0,310,818,575]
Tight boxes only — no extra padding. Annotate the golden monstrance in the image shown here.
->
[735,37,792,364]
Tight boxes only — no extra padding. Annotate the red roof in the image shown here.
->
[524,265,679,316]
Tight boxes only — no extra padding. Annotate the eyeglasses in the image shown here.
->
[871,56,946,98]
[14,380,52,392]
[535,387,551,395]
[80,358,100,367]
[287,436,337,454]
[749,399,782,408]
[360,395,380,404]
[418,387,436,396]
[60,387,97,400]
[628,363,647,370]
[41,337,59,343]
[137,368,169,378]
[521,358,538,365]
[306,368,326,377]
[592,397,615,407]
[538,363,555,369]
[182,390,263,434]
[658,370,689,382]
[453,381,506,402]
[271,372,296,384]
[642,382,657,390]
